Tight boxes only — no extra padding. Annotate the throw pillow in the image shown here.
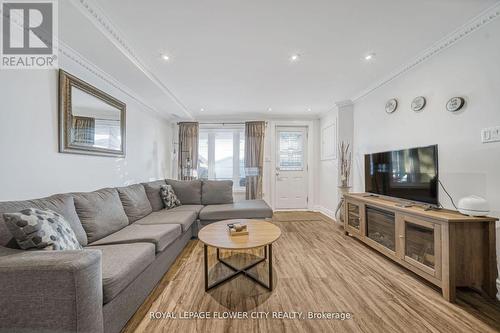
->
[160,185,181,209]
[3,208,83,250]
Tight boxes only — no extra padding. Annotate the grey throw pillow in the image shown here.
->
[3,208,83,251]
[160,185,181,209]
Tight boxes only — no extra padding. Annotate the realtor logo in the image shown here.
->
[1,0,58,69]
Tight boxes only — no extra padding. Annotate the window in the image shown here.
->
[278,131,304,171]
[198,127,245,190]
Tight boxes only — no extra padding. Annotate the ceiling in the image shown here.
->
[60,0,499,120]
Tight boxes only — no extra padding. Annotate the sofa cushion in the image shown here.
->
[168,205,204,215]
[201,180,234,205]
[165,179,202,205]
[135,210,197,232]
[73,188,129,243]
[3,208,83,251]
[141,180,167,212]
[160,185,181,209]
[88,243,155,304]
[199,200,273,221]
[117,184,153,223]
[88,224,182,252]
[0,194,88,247]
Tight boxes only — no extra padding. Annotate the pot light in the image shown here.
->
[290,53,300,62]
[200,108,205,112]
[307,108,312,112]
[161,54,170,61]
[364,53,375,61]
[267,107,272,112]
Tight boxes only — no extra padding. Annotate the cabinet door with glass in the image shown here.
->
[399,215,441,279]
[344,200,364,236]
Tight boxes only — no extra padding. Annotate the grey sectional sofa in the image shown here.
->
[0,179,272,333]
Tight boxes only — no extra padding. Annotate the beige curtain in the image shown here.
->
[178,122,199,180]
[72,116,95,145]
[245,121,266,199]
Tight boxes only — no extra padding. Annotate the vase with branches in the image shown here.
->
[335,141,352,224]
[339,141,352,188]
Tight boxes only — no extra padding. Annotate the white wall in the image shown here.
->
[352,18,500,297]
[316,103,354,218]
[317,109,339,216]
[0,66,172,201]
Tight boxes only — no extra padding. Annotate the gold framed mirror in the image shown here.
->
[58,70,126,157]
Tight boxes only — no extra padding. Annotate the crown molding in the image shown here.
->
[351,3,500,102]
[58,41,172,121]
[335,100,354,108]
[1,3,169,120]
[70,0,193,120]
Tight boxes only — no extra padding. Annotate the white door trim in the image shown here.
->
[269,120,315,211]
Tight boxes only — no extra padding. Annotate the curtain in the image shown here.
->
[72,116,95,145]
[178,122,199,180]
[245,121,266,199]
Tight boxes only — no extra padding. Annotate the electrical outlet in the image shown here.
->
[482,126,500,143]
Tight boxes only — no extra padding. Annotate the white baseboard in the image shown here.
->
[313,205,337,221]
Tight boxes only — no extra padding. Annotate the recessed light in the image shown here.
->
[307,108,312,112]
[161,54,170,61]
[267,107,272,112]
[290,53,300,62]
[364,53,375,61]
[200,108,205,112]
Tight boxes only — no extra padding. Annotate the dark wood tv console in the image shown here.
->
[343,193,498,302]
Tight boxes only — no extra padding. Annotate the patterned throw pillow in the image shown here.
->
[3,208,83,251]
[160,184,181,209]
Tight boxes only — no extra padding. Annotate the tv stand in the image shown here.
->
[395,202,415,208]
[343,193,498,302]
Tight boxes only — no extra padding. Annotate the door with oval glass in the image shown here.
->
[275,127,308,209]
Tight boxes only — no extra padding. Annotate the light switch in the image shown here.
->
[482,126,500,143]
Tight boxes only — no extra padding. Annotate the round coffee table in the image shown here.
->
[198,219,281,291]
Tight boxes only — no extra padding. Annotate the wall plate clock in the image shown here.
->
[385,98,398,114]
[411,96,426,112]
[446,97,465,112]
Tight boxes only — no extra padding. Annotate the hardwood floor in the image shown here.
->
[123,212,500,333]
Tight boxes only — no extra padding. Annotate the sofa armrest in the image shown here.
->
[0,248,103,333]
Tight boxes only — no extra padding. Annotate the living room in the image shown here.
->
[0,1,499,332]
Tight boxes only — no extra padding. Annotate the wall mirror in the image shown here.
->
[59,70,126,157]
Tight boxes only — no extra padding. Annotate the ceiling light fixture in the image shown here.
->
[267,107,272,112]
[200,108,205,112]
[364,53,375,61]
[307,108,312,112]
[290,53,300,62]
[161,54,170,61]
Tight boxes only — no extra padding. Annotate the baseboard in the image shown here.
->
[313,205,337,221]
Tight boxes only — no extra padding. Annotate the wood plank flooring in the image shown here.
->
[123,212,500,333]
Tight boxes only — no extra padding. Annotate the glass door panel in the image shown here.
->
[347,203,360,229]
[405,222,435,269]
[278,131,304,171]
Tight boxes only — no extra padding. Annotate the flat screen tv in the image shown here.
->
[364,145,439,205]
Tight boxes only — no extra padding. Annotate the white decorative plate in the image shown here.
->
[385,98,398,114]
[411,96,426,112]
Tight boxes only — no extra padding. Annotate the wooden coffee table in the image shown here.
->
[198,219,281,291]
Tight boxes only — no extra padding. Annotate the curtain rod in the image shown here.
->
[177,121,268,126]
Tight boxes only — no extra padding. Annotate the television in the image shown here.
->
[364,145,439,205]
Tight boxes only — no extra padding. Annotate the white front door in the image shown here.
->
[275,127,308,209]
